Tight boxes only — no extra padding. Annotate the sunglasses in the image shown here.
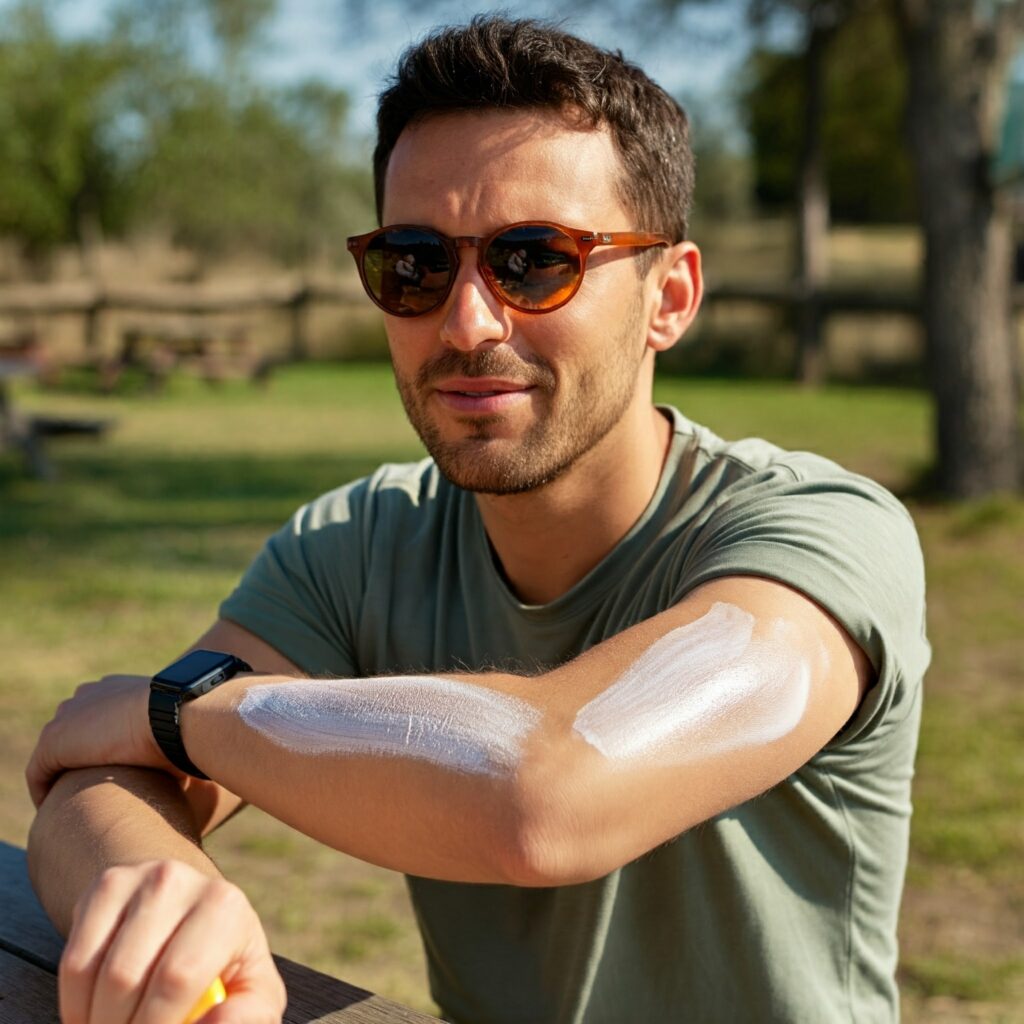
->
[346,221,672,317]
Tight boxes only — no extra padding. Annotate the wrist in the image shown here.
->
[176,674,250,774]
[149,651,253,780]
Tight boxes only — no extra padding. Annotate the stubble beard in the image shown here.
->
[391,297,647,496]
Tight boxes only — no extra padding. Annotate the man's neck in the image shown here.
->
[474,404,673,605]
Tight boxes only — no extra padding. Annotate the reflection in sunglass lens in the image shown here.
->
[485,225,581,310]
[365,229,452,315]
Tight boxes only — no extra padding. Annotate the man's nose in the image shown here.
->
[439,258,510,351]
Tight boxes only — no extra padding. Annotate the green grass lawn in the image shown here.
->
[1,362,1021,1021]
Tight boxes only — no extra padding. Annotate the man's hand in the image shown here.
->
[26,675,173,809]
[59,859,286,1024]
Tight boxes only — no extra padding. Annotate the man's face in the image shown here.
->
[381,109,655,495]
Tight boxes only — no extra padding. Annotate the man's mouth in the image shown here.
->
[437,377,533,392]
[436,378,536,396]
[433,378,537,412]
[446,388,527,397]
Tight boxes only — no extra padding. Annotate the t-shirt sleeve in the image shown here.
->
[678,454,931,752]
[218,478,374,677]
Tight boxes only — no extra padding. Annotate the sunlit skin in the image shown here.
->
[382,109,703,603]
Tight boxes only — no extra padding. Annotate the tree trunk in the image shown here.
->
[794,7,833,386]
[892,0,1023,496]
[75,197,104,280]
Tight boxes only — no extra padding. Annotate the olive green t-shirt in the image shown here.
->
[221,406,930,1024]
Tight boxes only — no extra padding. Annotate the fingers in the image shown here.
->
[26,719,61,808]
[132,880,283,1024]
[88,862,203,1024]
[25,675,165,809]
[26,691,95,809]
[60,865,135,1024]
[58,861,286,1024]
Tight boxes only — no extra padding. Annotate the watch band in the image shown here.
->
[149,652,252,780]
[149,688,210,778]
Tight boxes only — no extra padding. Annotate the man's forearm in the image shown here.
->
[182,670,566,886]
[28,766,219,936]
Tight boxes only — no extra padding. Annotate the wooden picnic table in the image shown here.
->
[0,354,52,479]
[101,323,271,392]
[0,840,436,1023]
[0,336,110,480]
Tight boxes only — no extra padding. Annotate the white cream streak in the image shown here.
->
[239,603,814,777]
[572,602,813,763]
[238,675,541,777]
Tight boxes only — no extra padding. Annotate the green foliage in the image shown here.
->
[687,104,755,223]
[108,0,275,71]
[0,0,373,263]
[0,2,135,254]
[204,0,276,59]
[743,3,915,222]
[134,76,369,261]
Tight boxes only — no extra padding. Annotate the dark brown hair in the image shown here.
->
[373,16,694,253]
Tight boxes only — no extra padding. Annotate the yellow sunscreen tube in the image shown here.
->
[183,977,227,1024]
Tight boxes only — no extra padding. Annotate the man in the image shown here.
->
[26,16,929,1024]
[507,247,529,277]
[395,252,420,282]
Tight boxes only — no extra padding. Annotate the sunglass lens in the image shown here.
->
[484,225,581,310]
[363,229,451,315]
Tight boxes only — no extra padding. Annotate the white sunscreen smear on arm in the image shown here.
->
[572,602,814,764]
[238,675,541,777]
[238,603,815,777]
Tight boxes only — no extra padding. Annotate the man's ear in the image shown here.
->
[646,242,703,354]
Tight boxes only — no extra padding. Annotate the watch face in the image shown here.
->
[153,649,235,690]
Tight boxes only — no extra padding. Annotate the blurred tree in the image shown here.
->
[133,75,366,262]
[110,0,370,263]
[109,0,274,62]
[0,0,374,271]
[0,1,135,269]
[745,3,914,222]
[205,0,276,62]
[676,0,1022,492]
[744,1,874,385]
[889,0,1023,496]
[687,101,755,225]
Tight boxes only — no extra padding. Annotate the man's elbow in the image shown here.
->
[498,742,626,888]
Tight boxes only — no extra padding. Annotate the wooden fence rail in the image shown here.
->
[1,279,1021,374]
[0,279,365,363]
[703,281,1024,314]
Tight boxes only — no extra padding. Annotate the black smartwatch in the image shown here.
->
[149,649,252,779]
